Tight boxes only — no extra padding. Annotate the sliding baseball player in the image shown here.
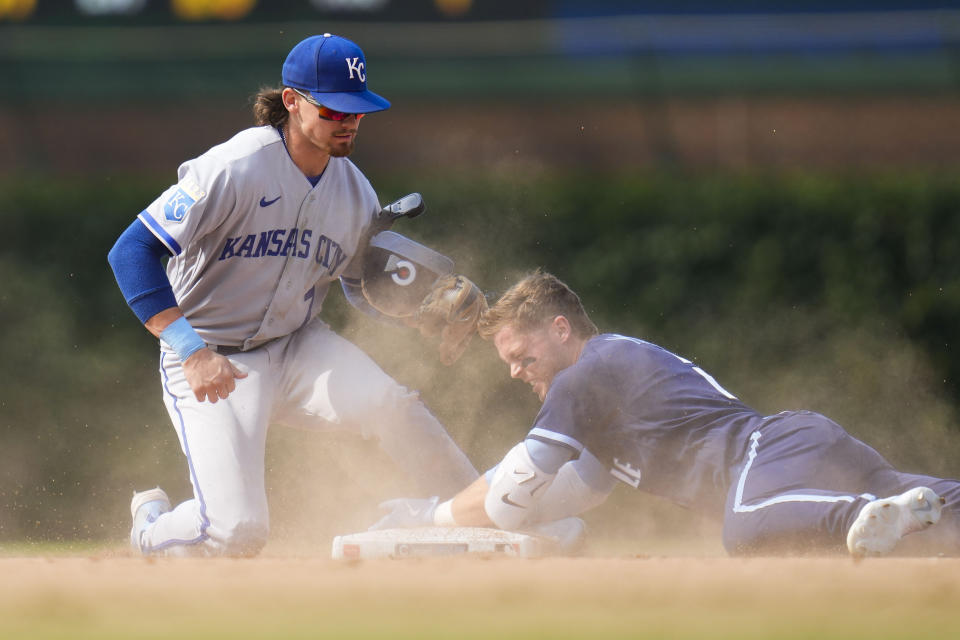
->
[372,271,960,558]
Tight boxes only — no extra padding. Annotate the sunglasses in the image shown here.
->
[292,89,364,121]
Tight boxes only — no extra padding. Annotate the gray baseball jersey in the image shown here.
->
[138,125,378,349]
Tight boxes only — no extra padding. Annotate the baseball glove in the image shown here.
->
[417,274,487,365]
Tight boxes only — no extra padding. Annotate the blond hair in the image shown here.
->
[478,270,598,340]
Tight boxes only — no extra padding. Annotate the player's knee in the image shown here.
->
[217,521,269,557]
[721,514,771,555]
[368,378,414,409]
[722,527,755,556]
[722,519,821,556]
[322,361,409,425]
[356,382,424,435]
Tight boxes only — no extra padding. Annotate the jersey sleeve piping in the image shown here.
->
[528,427,585,455]
[137,210,183,256]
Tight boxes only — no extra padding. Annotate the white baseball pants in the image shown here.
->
[139,318,478,556]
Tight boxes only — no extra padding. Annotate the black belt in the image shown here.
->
[211,337,278,356]
[214,345,246,355]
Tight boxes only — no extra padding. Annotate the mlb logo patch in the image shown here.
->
[163,178,205,223]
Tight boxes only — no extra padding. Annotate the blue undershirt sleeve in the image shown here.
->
[107,218,178,324]
[567,448,618,492]
[525,438,576,474]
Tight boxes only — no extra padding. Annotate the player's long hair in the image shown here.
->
[478,269,599,340]
[252,87,289,127]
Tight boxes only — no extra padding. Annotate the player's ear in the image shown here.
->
[552,315,572,342]
[281,88,299,112]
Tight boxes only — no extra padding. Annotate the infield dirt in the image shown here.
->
[0,552,957,639]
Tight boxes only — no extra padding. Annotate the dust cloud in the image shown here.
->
[198,266,960,557]
[259,263,541,554]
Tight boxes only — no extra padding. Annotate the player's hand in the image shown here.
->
[182,348,248,404]
[368,496,439,531]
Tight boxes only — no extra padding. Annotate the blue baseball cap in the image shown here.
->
[282,34,390,114]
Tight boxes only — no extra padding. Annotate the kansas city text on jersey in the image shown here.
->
[217,227,348,275]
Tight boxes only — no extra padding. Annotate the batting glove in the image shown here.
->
[368,496,439,531]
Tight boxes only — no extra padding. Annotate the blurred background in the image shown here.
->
[2,0,960,553]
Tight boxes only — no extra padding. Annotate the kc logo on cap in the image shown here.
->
[282,33,390,115]
[345,57,365,82]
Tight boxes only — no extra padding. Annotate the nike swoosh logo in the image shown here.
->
[513,468,535,483]
[259,196,281,207]
[501,493,526,509]
[529,480,548,497]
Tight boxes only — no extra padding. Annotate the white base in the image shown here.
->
[331,527,548,560]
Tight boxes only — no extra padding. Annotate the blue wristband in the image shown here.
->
[159,316,207,362]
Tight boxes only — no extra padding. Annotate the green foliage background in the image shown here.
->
[2,170,959,545]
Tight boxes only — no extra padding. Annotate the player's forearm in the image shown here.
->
[434,475,493,527]
[149,309,208,365]
[144,307,184,339]
[148,310,246,403]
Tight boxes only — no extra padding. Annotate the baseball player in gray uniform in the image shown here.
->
[108,34,480,556]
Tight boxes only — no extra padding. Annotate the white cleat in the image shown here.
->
[846,487,945,558]
[130,487,171,553]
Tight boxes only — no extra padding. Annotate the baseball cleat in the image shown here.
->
[846,487,944,558]
[130,487,171,553]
